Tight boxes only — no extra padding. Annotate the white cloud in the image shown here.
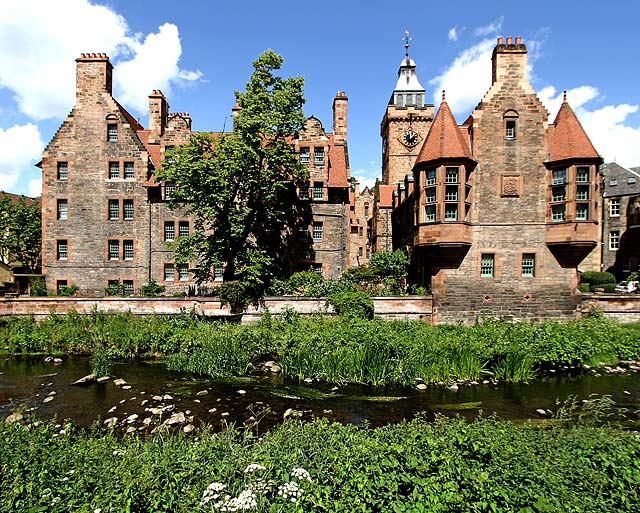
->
[473,17,504,37]
[429,38,495,115]
[352,174,379,193]
[115,23,202,113]
[0,124,44,192]
[28,178,42,198]
[448,27,459,42]
[0,0,201,120]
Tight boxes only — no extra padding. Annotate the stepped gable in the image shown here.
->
[548,95,599,162]
[414,94,473,165]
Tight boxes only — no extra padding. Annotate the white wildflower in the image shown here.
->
[291,467,311,482]
[94,509,102,513]
[243,463,266,473]
[112,450,126,456]
[248,478,273,494]
[215,489,257,511]
[201,482,227,506]
[277,481,304,500]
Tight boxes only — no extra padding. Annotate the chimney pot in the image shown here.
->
[497,37,503,44]
[515,36,522,44]
[506,36,513,44]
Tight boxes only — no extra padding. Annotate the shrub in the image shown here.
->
[286,270,323,295]
[29,277,48,296]
[327,290,374,320]
[592,282,617,293]
[216,281,249,312]
[90,348,110,377]
[104,281,125,296]
[578,283,590,293]
[57,284,78,297]
[581,271,616,286]
[140,280,165,297]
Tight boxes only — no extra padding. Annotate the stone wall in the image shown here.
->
[579,294,640,323]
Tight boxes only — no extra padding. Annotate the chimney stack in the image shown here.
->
[75,53,112,106]
[491,36,527,85]
[148,89,168,143]
[332,91,348,145]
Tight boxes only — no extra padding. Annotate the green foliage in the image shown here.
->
[156,50,306,300]
[595,282,617,293]
[369,249,408,283]
[578,282,590,293]
[326,290,374,320]
[89,348,110,377]
[29,277,48,296]
[57,284,78,297]
[140,279,165,297]
[215,280,250,311]
[104,281,125,297]
[1,402,639,512]
[581,271,616,286]
[0,195,41,273]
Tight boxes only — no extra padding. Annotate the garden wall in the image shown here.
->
[579,294,640,323]
[0,295,434,323]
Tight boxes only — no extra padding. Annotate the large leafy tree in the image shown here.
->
[0,195,41,273]
[156,50,307,296]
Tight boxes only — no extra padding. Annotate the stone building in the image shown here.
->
[601,162,640,280]
[40,53,351,295]
[348,182,374,267]
[389,37,602,322]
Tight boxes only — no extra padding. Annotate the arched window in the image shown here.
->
[503,110,519,140]
[106,114,118,142]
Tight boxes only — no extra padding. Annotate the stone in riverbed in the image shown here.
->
[125,414,138,423]
[165,412,186,425]
[183,424,195,434]
[104,417,118,427]
[416,384,428,391]
[113,379,127,386]
[447,384,459,392]
[72,374,95,386]
[96,376,110,383]
[162,394,173,401]
[43,396,54,403]
[264,361,282,373]
[122,385,132,390]
[5,412,23,424]
[536,409,547,416]
[196,390,208,396]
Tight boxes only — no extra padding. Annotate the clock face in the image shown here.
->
[402,129,419,148]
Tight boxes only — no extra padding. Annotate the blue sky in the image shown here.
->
[1,0,639,196]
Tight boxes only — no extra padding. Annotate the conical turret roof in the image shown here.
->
[548,94,599,161]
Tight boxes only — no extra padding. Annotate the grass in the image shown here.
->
[0,397,638,512]
[0,309,638,386]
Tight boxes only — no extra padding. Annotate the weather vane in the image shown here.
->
[404,30,411,56]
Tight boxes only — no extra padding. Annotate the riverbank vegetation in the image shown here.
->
[1,397,638,512]
[0,310,639,385]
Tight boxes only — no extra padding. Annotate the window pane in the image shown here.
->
[425,205,436,222]
[505,120,516,139]
[123,240,133,260]
[426,169,436,185]
[576,204,588,220]
[425,187,436,203]
[552,204,565,221]
[313,182,323,200]
[481,254,494,277]
[312,263,322,275]
[552,169,566,185]
[214,267,223,281]
[552,186,565,202]
[164,264,175,281]
[445,167,459,183]
[123,280,134,295]
[609,199,620,217]
[178,264,189,281]
[124,162,134,179]
[576,185,589,200]
[108,240,119,260]
[178,221,189,238]
[522,253,535,277]
[576,167,589,182]
[109,162,119,179]
[164,183,176,200]
[107,124,118,142]
[299,147,310,164]
[57,199,68,220]
[299,183,309,200]
[108,199,119,220]
[123,200,134,220]
[445,186,458,201]
[164,221,175,241]
[57,162,68,180]
[609,231,620,250]
[57,240,68,260]
[314,147,324,166]
[312,222,323,242]
[444,204,457,221]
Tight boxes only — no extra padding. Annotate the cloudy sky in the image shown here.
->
[1,0,639,196]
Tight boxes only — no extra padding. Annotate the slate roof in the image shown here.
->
[601,162,640,197]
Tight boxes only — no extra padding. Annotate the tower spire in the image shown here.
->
[404,30,411,57]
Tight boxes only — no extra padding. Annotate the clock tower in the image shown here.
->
[380,32,434,185]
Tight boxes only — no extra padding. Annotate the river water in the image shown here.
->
[1,356,639,433]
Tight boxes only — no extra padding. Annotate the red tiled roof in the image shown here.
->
[328,134,349,187]
[548,100,599,161]
[136,129,162,168]
[415,99,473,165]
[114,100,143,131]
[377,185,395,207]
[0,192,39,205]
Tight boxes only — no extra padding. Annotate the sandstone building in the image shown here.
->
[40,53,351,295]
[386,37,602,322]
[601,162,640,280]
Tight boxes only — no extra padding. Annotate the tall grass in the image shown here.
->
[0,310,638,385]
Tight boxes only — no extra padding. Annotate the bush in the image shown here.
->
[104,281,125,296]
[581,271,616,286]
[57,284,78,297]
[216,281,249,312]
[140,280,165,297]
[327,290,374,320]
[578,283,590,293]
[592,282,617,293]
[29,277,48,296]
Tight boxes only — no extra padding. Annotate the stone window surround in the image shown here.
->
[107,160,136,180]
[503,109,518,140]
[57,198,68,220]
[521,252,536,277]
[162,262,192,282]
[57,161,68,181]
[106,238,135,261]
[480,253,496,278]
[56,239,68,261]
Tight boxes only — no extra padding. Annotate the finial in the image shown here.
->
[404,30,411,57]
[563,90,567,102]
[442,90,446,102]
